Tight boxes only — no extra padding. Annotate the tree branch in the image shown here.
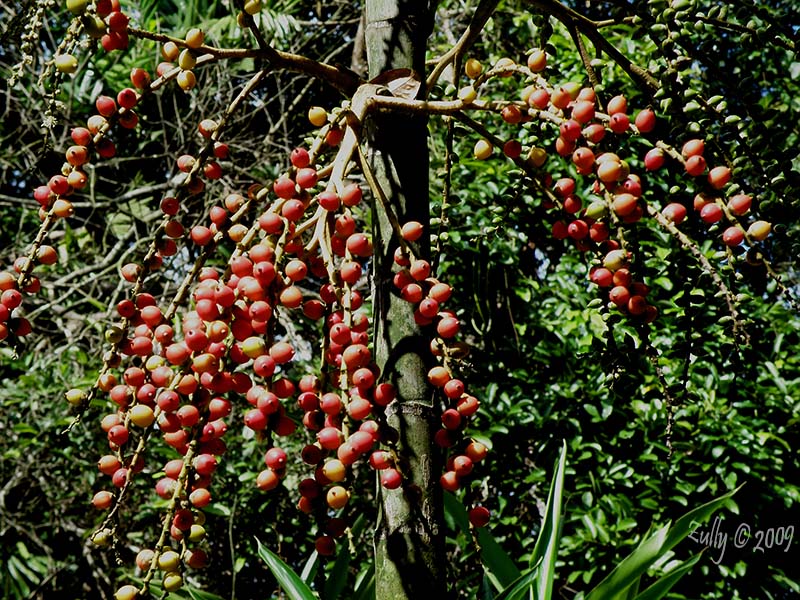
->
[525,0,659,95]
[128,27,362,95]
[425,0,501,93]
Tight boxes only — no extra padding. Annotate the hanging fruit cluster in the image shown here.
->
[459,52,773,331]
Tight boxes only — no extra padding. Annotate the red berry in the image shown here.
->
[685,155,706,176]
[722,226,745,247]
[130,67,151,89]
[95,95,117,117]
[609,113,630,134]
[635,108,656,133]
[296,167,318,189]
[401,221,424,241]
[708,166,731,189]
[116,88,138,109]
[662,203,687,225]
[273,176,296,199]
[681,138,705,158]
[71,127,92,145]
[49,175,70,195]
[727,194,752,216]
[107,10,129,32]
[469,506,491,527]
[341,184,362,207]
[380,468,402,489]
[644,148,665,171]
[607,95,627,115]
[700,203,723,224]
[290,148,310,168]
[559,119,581,142]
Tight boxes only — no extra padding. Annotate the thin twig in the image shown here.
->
[425,0,501,93]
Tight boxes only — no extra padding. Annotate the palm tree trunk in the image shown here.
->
[363,1,448,598]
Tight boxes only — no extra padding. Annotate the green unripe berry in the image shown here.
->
[65,388,86,406]
[158,550,181,571]
[585,200,608,220]
[162,572,183,592]
[82,15,107,38]
[105,326,124,344]
[188,524,206,542]
[55,54,78,74]
[91,528,113,546]
[66,0,89,14]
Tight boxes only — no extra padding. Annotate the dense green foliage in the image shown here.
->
[1,0,799,599]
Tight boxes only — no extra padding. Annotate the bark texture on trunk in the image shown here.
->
[364,1,447,599]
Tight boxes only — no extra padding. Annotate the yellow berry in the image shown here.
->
[464,58,482,79]
[129,404,155,428]
[114,585,139,600]
[244,0,261,14]
[326,485,350,509]
[65,388,86,406]
[162,572,183,592]
[162,41,179,61]
[66,0,88,13]
[322,459,346,482]
[177,70,197,91]
[747,220,771,241]
[91,528,112,546]
[526,147,546,168]
[188,524,206,542]
[178,49,197,70]
[185,28,204,48]
[308,106,327,127]
[473,139,493,160]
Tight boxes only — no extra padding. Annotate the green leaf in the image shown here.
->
[256,538,318,600]
[444,490,471,532]
[352,564,375,600]
[528,439,567,600]
[665,485,742,552]
[187,587,228,600]
[585,485,741,600]
[482,574,497,600]
[478,528,521,589]
[632,553,702,600]
[300,551,318,586]
[325,550,350,600]
[495,558,543,600]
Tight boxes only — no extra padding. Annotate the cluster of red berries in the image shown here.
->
[651,139,772,249]
[461,54,661,322]
[94,0,131,52]
[32,84,141,216]
[84,100,415,578]
[465,50,773,324]
[537,89,661,321]
[0,269,37,342]
[7,67,158,346]
[392,224,491,527]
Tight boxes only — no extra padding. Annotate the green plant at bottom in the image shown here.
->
[257,441,740,600]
